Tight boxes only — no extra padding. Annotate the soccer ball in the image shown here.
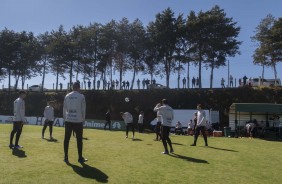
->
[125,97,130,102]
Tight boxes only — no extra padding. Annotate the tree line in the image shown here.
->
[1,5,280,91]
[251,14,282,85]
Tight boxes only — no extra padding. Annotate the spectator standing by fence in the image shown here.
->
[230,75,233,87]
[196,77,199,88]
[243,75,248,86]
[88,80,91,90]
[221,78,225,88]
[192,77,195,88]
[183,77,186,88]
[137,79,140,89]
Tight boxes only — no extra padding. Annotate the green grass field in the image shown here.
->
[0,124,282,184]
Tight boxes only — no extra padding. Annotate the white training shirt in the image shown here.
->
[122,112,133,124]
[156,111,162,122]
[138,114,144,124]
[13,97,25,122]
[246,123,255,130]
[63,91,86,123]
[188,121,194,129]
[44,106,54,121]
[197,110,206,126]
[154,104,174,127]
[175,122,182,128]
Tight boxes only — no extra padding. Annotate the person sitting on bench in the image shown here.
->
[246,119,258,138]
[175,121,183,135]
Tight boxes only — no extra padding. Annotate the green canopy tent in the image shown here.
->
[229,103,282,137]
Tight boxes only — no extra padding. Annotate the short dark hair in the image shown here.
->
[19,90,26,95]
[162,99,168,104]
[48,101,55,105]
[197,104,202,108]
[73,82,80,90]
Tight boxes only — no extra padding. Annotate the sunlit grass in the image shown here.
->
[0,124,281,184]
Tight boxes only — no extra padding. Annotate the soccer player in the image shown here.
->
[138,111,144,133]
[120,112,135,139]
[63,82,87,163]
[154,99,174,154]
[9,91,26,149]
[104,109,111,130]
[42,101,55,139]
[191,104,208,146]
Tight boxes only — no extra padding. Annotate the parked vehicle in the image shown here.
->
[251,78,281,87]
[148,83,168,89]
[29,85,47,92]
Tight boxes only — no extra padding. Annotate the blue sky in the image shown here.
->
[1,0,282,89]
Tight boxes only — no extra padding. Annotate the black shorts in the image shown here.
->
[44,121,54,126]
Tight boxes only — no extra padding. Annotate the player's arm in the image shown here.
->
[81,95,86,122]
[20,100,25,122]
[199,111,206,125]
[63,97,67,119]
[153,103,162,112]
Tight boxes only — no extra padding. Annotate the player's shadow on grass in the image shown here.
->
[12,149,27,158]
[47,138,58,143]
[132,138,142,141]
[67,162,108,183]
[204,146,238,152]
[172,142,184,146]
[169,153,209,164]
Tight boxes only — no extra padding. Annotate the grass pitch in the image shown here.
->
[0,124,282,184]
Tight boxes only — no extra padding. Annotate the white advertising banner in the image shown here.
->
[0,115,125,130]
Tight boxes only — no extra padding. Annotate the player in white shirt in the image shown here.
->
[121,112,135,139]
[191,104,208,146]
[187,116,195,136]
[42,101,55,139]
[138,111,144,133]
[175,121,183,135]
[63,82,87,163]
[9,91,26,149]
[154,99,174,154]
